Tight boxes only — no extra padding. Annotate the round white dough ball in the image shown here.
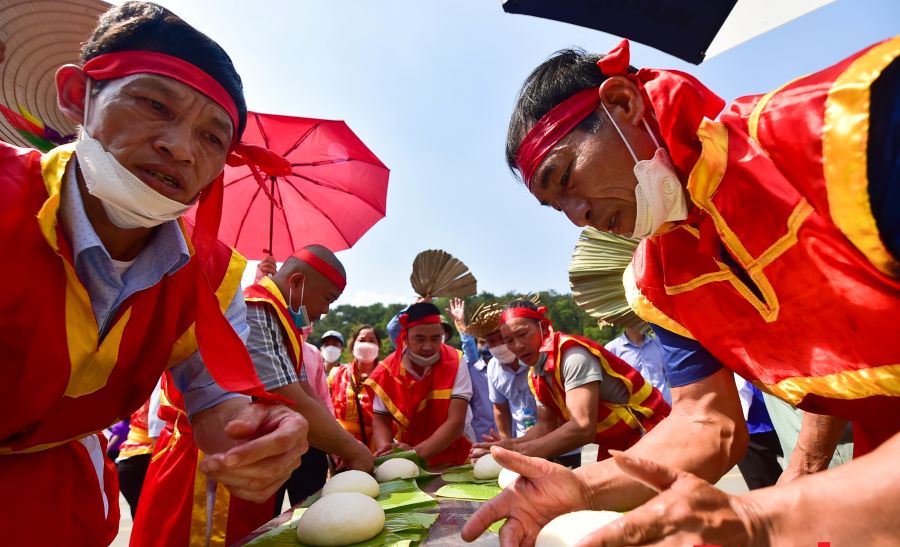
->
[321,470,380,498]
[296,492,385,546]
[473,453,504,479]
[374,458,420,482]
[535,510,623,547]
[498,467,520,489]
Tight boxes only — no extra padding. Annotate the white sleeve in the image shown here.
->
[373,394,390,414]
[451,354,473,401]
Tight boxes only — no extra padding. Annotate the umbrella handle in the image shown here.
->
[268,176,275,256]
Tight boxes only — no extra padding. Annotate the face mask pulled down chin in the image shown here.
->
[488,344,517,364]
[600,102,687,239]
[353,342,380,363]
[76,131,194,229]
[407,348,440,367]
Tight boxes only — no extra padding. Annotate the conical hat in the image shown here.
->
[0,0,108,149]
[410,249,477,298]
[568,227,647,330]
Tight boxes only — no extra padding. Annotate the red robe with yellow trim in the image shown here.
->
[132,279,300,547]
[0,143,247,546]
[629,38,900,455]
[529,331,670,461]
[117,398,154,461]
[365,345,473,467]
[330,362,375,450]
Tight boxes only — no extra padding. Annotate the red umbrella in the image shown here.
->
[190,111,389,259]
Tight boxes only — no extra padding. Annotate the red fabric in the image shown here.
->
[132,374,275,547]
[0,434,120,546]
[83,51,239,138]
[500,306,550,324]
[515,39,725,186]
[117,397,153,459]
[631,40,900,455]
[186,112,389,259]
[293,247,347,290]
[528,330,670,460]
[365,346,472,467]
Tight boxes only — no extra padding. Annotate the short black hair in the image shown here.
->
[406,302,441,324]
[81,1,247,139]
[506,299,538,311]
[506,48,637,180]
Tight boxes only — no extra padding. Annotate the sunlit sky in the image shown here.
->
[147,0,897,306]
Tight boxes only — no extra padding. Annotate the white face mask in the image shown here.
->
[600,102,687,239]
[75,79,193,229]
[352,341,380,363]
[407,348,440,367]
[320,345,342,363]
[488,343,517,364]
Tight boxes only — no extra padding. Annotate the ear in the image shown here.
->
[56,65,89,125]
[288,271,306,289]
[597,76,646,127]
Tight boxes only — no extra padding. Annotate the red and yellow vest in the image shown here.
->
[330,361,375,450]
[364,345,472,467]
[528,331,670,460]
[117,397,154,461]
[244,276,306,374]
[628,38,900,455]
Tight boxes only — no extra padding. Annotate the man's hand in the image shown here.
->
[338,440,375,473]
[255,255,277,282]
[374,441,413,457]
[447,297,466,329]
[462,446,590,545]
[481,428,502,443]
[574,451,764,547]
[199,403,308,503]
[469,437,512,460]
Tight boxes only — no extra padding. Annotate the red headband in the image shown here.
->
[501,306,550,324]
[401,314,442,330]
[515,40,726,188]
[294,248,346,290]
[83,51,240,142]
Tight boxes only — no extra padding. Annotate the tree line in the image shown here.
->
[309,290,621,359]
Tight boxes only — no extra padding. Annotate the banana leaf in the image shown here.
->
[487,519,506,534]
[245,508,439,547]
[439,465,499,484]
[300,478,436,514]
[374,450,436,479]
[434,482,502,501]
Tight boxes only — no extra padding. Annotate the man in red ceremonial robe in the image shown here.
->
[133,245,374,546]
[471,300,669,463]
[366,302,474,468]
[0,3,308,545]
[464,37,900,546]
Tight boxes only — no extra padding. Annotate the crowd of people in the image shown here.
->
[0,1,897,546]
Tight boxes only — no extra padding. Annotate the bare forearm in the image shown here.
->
[750,431,900,545]
[788,412,847,474]
[372,413,394,449]
[494,405,513,439]
[574,406,746,512]
[275,383,359,458]
[518,418,592,459]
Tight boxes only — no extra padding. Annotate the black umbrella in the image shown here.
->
[503,0,836,65]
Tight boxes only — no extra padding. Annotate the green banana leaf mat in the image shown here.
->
[438,464,499,484]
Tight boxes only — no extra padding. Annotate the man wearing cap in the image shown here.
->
[464,37,900,546]
[366,302,474,467]
[0,3,308,545]
[320,330,345,376]
[133,245,373,545]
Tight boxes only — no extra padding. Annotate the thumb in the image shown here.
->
[223,402,268,440]
[609,450,682,492]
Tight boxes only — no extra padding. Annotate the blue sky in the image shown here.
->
[151,0,897,306]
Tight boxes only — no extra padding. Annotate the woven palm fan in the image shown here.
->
[568,227,647,330]
[410,249,477,298]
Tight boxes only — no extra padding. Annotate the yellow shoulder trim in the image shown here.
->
[623,262,695,340]
[823,36,900,278]
[36,144,77,251]
[364,379,411,429]
[762,363,900,405]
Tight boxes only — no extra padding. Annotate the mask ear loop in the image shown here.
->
[81,78,93,139]
[599,101,661,160]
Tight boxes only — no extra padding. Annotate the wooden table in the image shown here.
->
[238,475,501,546]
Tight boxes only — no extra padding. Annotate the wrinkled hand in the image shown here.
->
[775,463,809,486]
[374,441,413,457]
[200,403,308,503]
[575,451,764,547]
[0,40,5,64]
[481,428,502,443]
[255,255,277,281]
[469,437,512,460]
[462,446,590,546]
[447,297,466,327]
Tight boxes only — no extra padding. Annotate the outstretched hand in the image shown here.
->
[447,297,466,328]
[574,451,764,547]
[462,446,590,546]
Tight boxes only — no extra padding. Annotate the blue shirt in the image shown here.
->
[486,358,537,439]
[59,164,246,418]
[604,333,672,404]
[459,332,497,442]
